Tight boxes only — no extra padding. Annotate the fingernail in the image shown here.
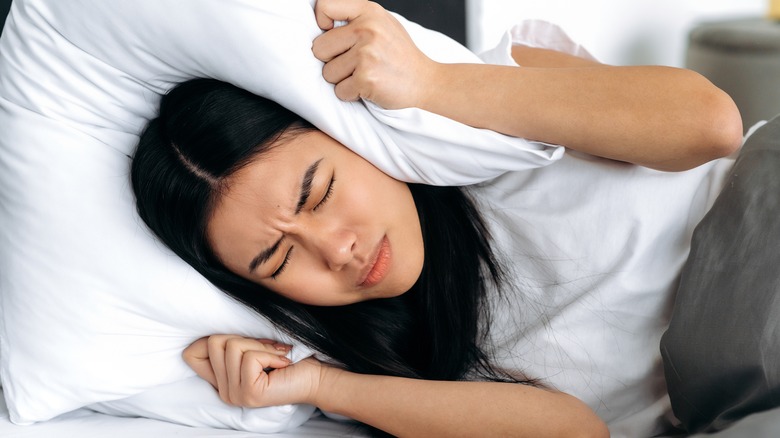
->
[274,343,292,352]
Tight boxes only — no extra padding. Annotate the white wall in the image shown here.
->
[467,0,766,67]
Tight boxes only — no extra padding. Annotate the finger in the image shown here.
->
[322,48,358,85]
[239,351,292,406]
[182,338,218,388]
[207,335,242,404]
[241,338,291,357]
[224,338,247,404]
[312,24,356,63]
[314,0,369,30]
[224,338,290,403]
[182,337,209,364]
[334,75,361,102]
[255,339,293,352]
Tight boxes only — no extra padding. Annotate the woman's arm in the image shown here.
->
[314,366,609,438]
[183,336,609,438]
[418,62,740,171]
[312,0,743,171]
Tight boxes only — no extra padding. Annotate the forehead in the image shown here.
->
[205,133,324,263]
[220,131,327,207]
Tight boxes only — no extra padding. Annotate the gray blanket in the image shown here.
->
[661,115,780,434]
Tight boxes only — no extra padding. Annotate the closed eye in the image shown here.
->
[313,174,335,211]
[271,246,293,280]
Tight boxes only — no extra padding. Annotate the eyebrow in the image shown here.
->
[295,158,322,214]
[247,158,322,274]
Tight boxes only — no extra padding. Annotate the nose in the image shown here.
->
[311,228,357,271]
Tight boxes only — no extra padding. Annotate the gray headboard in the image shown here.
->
[376,0,466,46]
[0,0,10,35]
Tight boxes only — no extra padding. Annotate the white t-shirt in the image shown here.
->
[469,150,735,437]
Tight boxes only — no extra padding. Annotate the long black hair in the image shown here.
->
[131,78,516,383]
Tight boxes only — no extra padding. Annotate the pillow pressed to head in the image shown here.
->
[0,0,562,430]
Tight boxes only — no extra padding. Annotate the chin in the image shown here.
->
[382,273,421,299]
[384,286,411,299]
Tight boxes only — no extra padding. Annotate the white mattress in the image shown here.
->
[0,387,365,438]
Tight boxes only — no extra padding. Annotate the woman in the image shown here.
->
[131,1,742,436]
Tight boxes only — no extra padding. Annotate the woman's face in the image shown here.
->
[207,130,425,306]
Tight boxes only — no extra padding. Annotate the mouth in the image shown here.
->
[358,236,391,288]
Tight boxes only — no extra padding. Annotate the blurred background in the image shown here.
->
[375,0,766,66]
[468,0,765,66]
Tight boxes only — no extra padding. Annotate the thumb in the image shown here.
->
[314,0,370,30]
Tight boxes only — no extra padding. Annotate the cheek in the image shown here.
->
[344,169,409,215]
[261,265,349,306]
[341,175,379,207]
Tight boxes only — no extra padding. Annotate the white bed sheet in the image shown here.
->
[0,388,365,438]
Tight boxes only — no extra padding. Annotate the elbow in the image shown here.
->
[706,89,743,158]
[693,74,744,162]
[559,394,611,438]
[578,414,610,438]
[568,417,609,438]
[652,70,743,172]
[590,421,611,438]
[568,419,609,438]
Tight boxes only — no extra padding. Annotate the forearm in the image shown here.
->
[311,368,609,438]
[511,45,604,68]
[418,61,742,171]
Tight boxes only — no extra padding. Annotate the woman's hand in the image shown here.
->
[182,335,324,407]
[312,0,437,109]
[184,336,608,436]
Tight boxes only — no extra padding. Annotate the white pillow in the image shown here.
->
[0,0,562,431]
[89,377,316,433]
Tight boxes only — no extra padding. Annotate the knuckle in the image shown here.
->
[365,1,384,15]
[354,25,378,43]
[356,72,380,92]
[356,45,379,63]
[207,335,227,346]
[238,393,255,407]
[182,344,195,358]
[224,337,238,350]
[206,335,224,350]
[243,350,260,362]
[218,391,232,406]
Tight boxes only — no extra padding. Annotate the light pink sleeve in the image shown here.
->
[479,20,599,66]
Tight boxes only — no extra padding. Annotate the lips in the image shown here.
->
[358,236,391,288]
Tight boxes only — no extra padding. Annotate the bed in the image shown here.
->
[3,1,780,437]
[3,387,780,438]
[0,388,366,438]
